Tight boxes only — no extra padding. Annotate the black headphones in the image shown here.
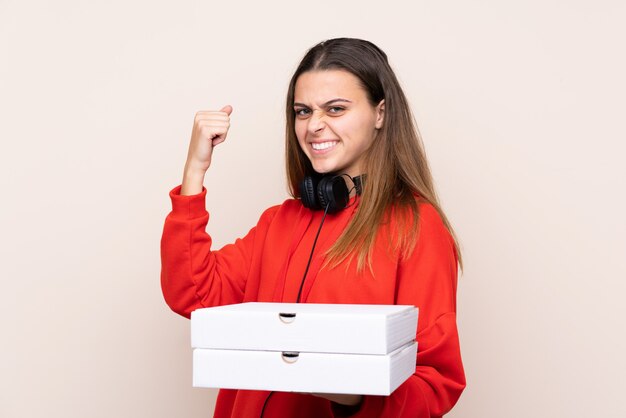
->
[299,174,364,214]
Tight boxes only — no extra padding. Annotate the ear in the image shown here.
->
[375,99,385,129]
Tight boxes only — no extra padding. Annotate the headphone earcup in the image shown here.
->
[317,176,349,214]
[300,176,321,210]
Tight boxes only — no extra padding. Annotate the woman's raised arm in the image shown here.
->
[181,105,232,195]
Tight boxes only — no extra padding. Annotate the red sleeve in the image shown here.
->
[160,185,277,318]
[336,204,466,418]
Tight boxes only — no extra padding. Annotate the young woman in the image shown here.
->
[161,38,465,418]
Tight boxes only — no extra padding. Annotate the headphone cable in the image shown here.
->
[296,200,331,303]
[259,391,275,418]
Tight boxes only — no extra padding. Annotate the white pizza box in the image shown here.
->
[193,341,417,395]
[191,302,418,355]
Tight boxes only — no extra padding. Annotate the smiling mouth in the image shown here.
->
[311,141,338,151]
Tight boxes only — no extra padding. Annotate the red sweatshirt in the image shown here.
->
[161,185,465,418]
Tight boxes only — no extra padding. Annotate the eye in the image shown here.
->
[294,108,311,117]
[328,106,345,114]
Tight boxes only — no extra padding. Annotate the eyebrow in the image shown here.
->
[293,98,353,108]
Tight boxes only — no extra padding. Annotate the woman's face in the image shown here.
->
[293,70,384,178]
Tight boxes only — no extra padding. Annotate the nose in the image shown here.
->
[307,110,326,134]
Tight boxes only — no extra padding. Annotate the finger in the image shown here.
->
[198,128,229,140]
[220,105,233,115]
[194,113,230,122]
[212,137,226,146]
[195,110,230,116]
[193,107,232,119]
[196,120,230,128]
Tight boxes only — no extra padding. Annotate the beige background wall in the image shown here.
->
[1,1,625,417]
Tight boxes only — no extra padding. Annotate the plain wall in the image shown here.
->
[1,1,625,417]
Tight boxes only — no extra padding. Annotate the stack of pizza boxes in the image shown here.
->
[191,302,418,395]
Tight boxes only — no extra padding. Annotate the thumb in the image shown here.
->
[220,105,233,116]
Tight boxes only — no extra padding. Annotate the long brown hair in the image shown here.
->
[285,38,462,271]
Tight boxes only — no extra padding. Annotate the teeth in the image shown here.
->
[311,141,337,150]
